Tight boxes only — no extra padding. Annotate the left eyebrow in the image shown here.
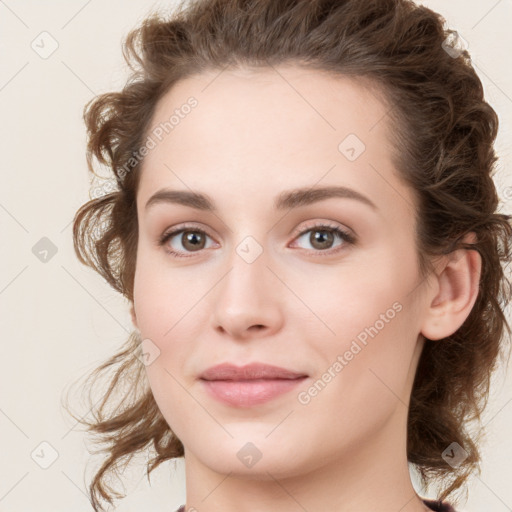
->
[275,185,378,211]
[144,185,378,213]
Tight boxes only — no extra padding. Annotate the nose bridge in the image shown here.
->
[222,213,273,281]
[211,230,283,335]
[224,233,270,300]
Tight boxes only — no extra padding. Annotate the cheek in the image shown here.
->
[297,301,416,441]
[300,249,419,393]
[132,256,182,336]
[288,262,401,343]
[143,361,191,440]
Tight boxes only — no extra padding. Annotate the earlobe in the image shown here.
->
[420,232,481,341]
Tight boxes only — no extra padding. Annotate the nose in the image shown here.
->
[211,243,284,340]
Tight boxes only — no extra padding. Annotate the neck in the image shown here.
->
[182,402,430,512]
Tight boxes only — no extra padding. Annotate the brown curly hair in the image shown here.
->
[64,0,512,510]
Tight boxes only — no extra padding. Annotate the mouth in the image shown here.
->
[198,362,309,407]
[200,362,308,381]
[199,376,309,407]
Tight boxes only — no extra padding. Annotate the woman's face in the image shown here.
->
[131,66,432,479]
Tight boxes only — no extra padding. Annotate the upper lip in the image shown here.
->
[200,362,308,381]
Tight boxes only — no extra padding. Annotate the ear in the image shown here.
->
[130,303,138,330]
[420,232,481,341]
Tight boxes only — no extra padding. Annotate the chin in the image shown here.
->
[189,435,310,479]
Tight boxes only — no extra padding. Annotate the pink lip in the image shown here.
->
[199,363,308,407]
[200,362,307,381]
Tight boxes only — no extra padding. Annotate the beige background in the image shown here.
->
[0,0,511,511]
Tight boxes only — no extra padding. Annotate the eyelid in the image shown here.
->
[158,222,218,250]
[160,220,353,240]
[290,219,353,239]
[158,220,356,258]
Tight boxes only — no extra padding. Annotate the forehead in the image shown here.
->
[145,66,391,157]
[137,65,415,220]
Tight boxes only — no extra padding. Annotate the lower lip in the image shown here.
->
[200,377,308,407]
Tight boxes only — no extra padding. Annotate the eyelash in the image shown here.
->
[157,222,356,259]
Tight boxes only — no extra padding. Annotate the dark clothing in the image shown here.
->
[175,498,457,511]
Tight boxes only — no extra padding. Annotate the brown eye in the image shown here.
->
[158,222,356,259]
[290,224,356,256]
[158,226,215,258]
[293,224,355,254]
[308,229,335,250]
[179,230,207,251]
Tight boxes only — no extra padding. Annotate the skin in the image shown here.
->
[130,66,481,512]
